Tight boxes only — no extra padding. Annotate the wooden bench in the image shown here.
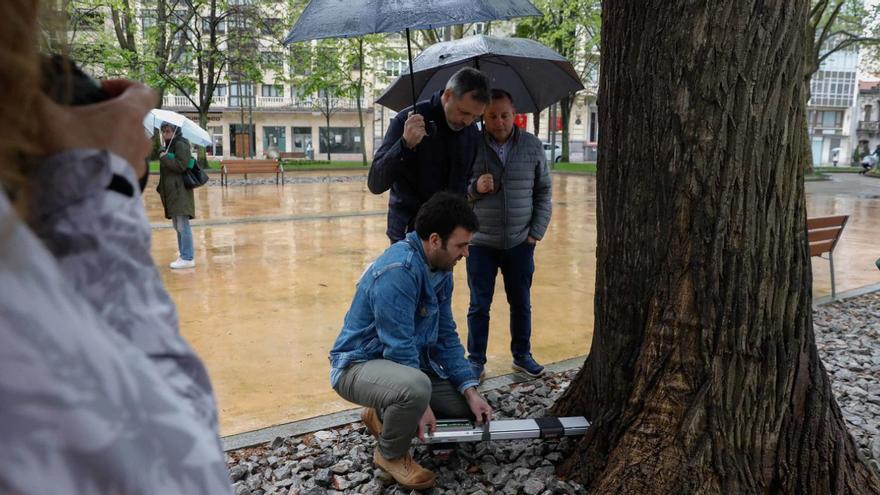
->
[278,151,306,160]
[807,215,849,299]
[220,159,283,186]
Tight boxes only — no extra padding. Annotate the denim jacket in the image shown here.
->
[329,232,478,393]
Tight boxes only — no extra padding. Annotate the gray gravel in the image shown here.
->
[814,291,880,474]
[226,291,880,493]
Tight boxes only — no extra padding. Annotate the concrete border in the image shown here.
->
[221,356,586,452]
[813,282,880,307]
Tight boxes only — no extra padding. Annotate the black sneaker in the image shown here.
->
[511,354,545,378]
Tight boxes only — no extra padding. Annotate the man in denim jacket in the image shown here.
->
[329,192,493,491]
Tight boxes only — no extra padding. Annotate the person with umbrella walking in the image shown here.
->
[158,122,196,269]
[466,89,552,382]
[369,67,491,243]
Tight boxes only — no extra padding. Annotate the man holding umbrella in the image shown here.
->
[369,67,491,243]
[466,89,552,382]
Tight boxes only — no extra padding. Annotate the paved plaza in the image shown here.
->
[143,172,880,436]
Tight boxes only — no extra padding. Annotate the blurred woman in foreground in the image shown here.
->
[0,1,231,493]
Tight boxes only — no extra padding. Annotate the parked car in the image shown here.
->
[543,142,562,163]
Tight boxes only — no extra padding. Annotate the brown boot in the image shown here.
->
[373,447,436,490]
[361,408,382,439]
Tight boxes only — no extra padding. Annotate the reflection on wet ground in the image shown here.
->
[144,172,880,435]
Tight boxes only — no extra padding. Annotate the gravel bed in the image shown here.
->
[226,292,880,494]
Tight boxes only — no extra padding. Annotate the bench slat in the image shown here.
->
[809,239,835,257]
[807,227,843,243]
[806,215,848,230]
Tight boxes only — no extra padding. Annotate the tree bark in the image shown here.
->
[552,1,880,493]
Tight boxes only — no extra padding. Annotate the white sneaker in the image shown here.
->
[169,257,195,269]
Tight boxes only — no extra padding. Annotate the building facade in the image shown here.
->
[854,80,880,159]
[807,46,859,166]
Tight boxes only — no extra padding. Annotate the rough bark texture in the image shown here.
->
[552,1,880,493]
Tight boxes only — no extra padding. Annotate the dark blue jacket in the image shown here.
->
[369,91,481,241]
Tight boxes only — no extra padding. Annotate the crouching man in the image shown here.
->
[328,192,493,490]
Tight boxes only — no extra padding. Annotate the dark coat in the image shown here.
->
[156,136,195,219]
[467,127,552,249]
[368,91,480,241]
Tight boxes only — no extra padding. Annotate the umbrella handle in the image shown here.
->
[406,28,417,113]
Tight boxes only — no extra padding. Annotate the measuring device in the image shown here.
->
[421,416,589,444]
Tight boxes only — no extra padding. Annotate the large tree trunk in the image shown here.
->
[552,1,880,493]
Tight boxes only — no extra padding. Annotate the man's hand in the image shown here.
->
[463,387,492,425]
[402,112,427,149]
[39,80,157,177]
[416,406,437,442]
[527,236,538,245]
[476,173,495,194]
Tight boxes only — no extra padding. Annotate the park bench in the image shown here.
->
[220,159,284,186]
[278,151,306,160]
[807,215,849,300]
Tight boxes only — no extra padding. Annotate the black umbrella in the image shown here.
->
[375,35,584,114]
[282,0,542,110]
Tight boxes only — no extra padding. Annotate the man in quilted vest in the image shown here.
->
[466,89,553,382]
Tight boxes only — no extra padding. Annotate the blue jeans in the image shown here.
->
[466,241,535,365]
[172,215,194,261]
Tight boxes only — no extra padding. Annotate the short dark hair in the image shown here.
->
[491,88,513,106]
[414,192,479,244]
[445,67,491,105]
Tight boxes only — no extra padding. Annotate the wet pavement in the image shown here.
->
[143,172,880,436]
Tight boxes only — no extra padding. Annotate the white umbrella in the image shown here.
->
[143,108,212,147]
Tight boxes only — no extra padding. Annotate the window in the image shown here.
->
[168,9,190,28]
[201,17,226,34]
[261,84,283,97]
[263,126,286,154]
[292,127,312,152]
[260,51,283,68]
[473,22,486,35]
[384,59,406,78]
[141,9,157,30]
[260,18,281,36]
[289,48,310,76]
[229,82,255,108]
[228,14,252,31]
[589,111,598,142]
[821,111,843,128]
[809,70,855,107]
[214,84,227,96]
[864,105,873,122]
[319,127,363,154]
[208,126,223,156]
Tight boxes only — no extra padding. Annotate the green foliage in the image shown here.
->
[515,0,601,88]
[552,162,597,174]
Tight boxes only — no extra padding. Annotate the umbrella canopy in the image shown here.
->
[143,108,212,147]
[375,35,584,114]
[283,0,541,111]
[283,0,541,44]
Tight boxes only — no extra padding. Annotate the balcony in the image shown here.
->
[162,95,190,107]
[858,121,879,133]
[161,93,368,112]
[256,96,287,108]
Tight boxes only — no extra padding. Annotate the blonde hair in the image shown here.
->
[0,0,41,206]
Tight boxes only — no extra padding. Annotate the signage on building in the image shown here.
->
[181,112,222,122]
[514,114,528,129]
